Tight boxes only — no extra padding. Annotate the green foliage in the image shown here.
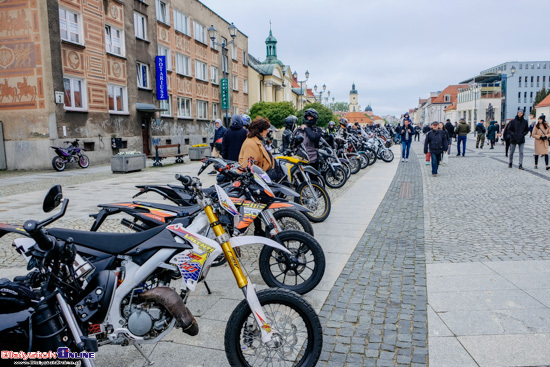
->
[249,101,297,129]
[298,102,338,128]
[532,87,550,117]
[331,101,349,112]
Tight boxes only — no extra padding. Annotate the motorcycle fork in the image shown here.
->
[299,166,319,202]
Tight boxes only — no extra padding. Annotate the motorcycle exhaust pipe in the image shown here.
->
[140,287,199,336]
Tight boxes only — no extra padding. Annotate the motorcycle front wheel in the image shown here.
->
[323,166,347,189]
[365,148,377,165]
[359,152,370,169]
[52,156,66,172]
[294,182,331,222]
[379,149,394,162]
[259,230,325,295]
[348,156,361,174]
[225,288,323,367]
[78,154,90,168]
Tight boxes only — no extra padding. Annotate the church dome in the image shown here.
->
[365,105,373,112]
[265,30,277,43]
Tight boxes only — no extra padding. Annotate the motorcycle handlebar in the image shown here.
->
[175,174,193,186]
[23,220,54,251]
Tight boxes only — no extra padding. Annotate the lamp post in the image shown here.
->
[208,22,238,125]
[327,91,330,107]
[293,70,309,110]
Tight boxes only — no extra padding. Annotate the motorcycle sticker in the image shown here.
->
[215,184,239,217]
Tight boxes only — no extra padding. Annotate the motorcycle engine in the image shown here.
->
[123,301,171,337]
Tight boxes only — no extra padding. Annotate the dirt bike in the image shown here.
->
[50,139,90,171]
[0,183,323,366]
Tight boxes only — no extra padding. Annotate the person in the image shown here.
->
[281,115,297,153]
[424,121,448,176]
[507,109,529,169]
[455,118,471,156]
[397,118,414,162]
[532,115,550,170]
[211,119,226,155]
[453,122,458,141]
[475,120,486,149]
[238,116,275,172]
[529,121,535,137]
[414,124,421,141]
[502,120,512,156]
[486,121,498,149]
[444,119,454,154]
[221,114,248,162]
[241,114,251,130]
[296,108,322,168]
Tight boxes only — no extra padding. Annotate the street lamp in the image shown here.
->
[208,22,238,125]
[293,70,309,110]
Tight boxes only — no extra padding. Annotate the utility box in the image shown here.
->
[188,146,211,160]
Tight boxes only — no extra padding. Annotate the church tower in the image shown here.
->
[349,83,358,112]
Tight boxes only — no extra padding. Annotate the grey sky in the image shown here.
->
[202,0,550,117]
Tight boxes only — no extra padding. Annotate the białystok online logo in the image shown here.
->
[1,348,95,360]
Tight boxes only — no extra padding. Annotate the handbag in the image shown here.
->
[425,153,431,162]
[441,152,448,166]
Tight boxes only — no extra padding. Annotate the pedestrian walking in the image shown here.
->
[507,110,529,170]
[455,118,471,156]
[502,120,512,155]
[424,121,448,176]
[414,125,421,141]
[475,120,486,149]
[532,115,550,170]
[397,118,414,162]
[529,122,535,137]
[221,114,248,162]
[211,119,226,156]
[444,119,454,154]
[453,122,458,142]
[486,121,498,149]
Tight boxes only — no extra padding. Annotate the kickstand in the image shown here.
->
[133,343,155,366]
[204,280,212,295]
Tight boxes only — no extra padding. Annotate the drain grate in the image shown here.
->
[399,181,412,198]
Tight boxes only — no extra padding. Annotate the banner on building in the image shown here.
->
[221,78,229,109]
[156,56,167,100]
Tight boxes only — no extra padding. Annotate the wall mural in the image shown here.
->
[0,0,44,110]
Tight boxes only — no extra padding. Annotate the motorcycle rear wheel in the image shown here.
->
[273,209,314,236]
[348,156,361,174]
[294,182,331,223]
[52,156,66,172]
[78,154,90,168]
[359,152,370,169]
[380,149,394,162]
[365,148,377,165]
[225,288,322,367]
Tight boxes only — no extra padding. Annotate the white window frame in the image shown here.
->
[175,53,190,76]
[232,106,239,115]
[243,79,248,94]
[242,51,247,65]
[232,75,238,91]
[231,44,237,60]
[136,62,150,89]
[160,95,172,117]
[197,100,208,120]
[63,76,87,111]
[193,21,206,44]
[105,24,125,56]
[59,8,83,44]
[443,94,450,102]
[157,45,171,71]
[210,66,219,84]
[155,0,169,25]
[177,97,192,118]
[134,12,147,40]
[195,60,207,81]
[173,9,190,35]
[212,102,219,120]
[108,84,128,114]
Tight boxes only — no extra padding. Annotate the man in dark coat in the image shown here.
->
[221,115,247,162]
[507,109,529,169]
[444,119,454,154]
[424,121,449,176]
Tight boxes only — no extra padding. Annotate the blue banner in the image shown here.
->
[156,56,167,100]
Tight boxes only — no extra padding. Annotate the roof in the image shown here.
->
[432,85,469,104]
[291,80,300,88]
[536,93,550,108]
[372,116,384,121]
[307,89,314,98]
[342,112,373,124]
[445,102,457,112]
[419,98,427,104]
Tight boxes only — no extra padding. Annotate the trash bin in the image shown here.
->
[188,146,211,160]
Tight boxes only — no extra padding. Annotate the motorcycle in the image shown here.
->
[50,139,90,172]
[316,137,348,189]
[0,183,323,366]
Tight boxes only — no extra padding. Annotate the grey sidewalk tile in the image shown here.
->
[426,262,494,277]
[429,289,547,312]
[524,288,550,308]
[427,273,518,292]
[428,336,477,367]
[428,306,453,337]
[484,260,550,274]
[498,272,550,290]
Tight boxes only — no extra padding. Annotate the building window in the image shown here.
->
[537,76,540,87]
[243,79,248,94]
[175,53,190,76]
[544,76,546,87]
[173,9,189,35]
[544,64,547,69]
[519,77,521,88]
[212,102,219,120]
[177,97,191,118]
[525,76,528,84]
[242,51,247,65]
[524,92,527,103]
[193,21,206,44]
[108,84,127,113]
[525,63,529,69]
[160,95,171,116]
[136,62,150,89]
[531,64,534,69]
[211,66,219,84]
[134,12,147,40]
[232,106,239,115]
[443,94,450,102]
[105,25,124,56]
[195,60,207,81]
[63,76,86,110]
[530,91,534,103]
[231,44,237,60]
[538,63,541,69]
[518,92,521,103]
[232,75,238,91]
[197,100,208,119]
[157,45,171,71]
[531,76,534,87]
[156,0,169,25]
[519,64,523,70]
[59,8,82,44]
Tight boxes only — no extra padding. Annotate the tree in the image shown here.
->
[532,87,550,117]
[298,102,338,127]
[331,101,349,112]
[249,101,298,129]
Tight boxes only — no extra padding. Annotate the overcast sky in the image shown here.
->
[202,0,550,117]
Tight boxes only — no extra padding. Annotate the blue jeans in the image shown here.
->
[431,152,441,174]
[457,136,467,156]
[401,140,411,159]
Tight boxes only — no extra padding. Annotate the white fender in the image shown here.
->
[229,236,291,254]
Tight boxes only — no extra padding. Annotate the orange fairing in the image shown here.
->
[267,202,293,209]
[106,203,177,223]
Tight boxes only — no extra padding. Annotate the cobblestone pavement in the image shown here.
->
[416,137,550,264]
[318,150,427,366]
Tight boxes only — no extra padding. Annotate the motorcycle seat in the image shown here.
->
[48,225,167,254]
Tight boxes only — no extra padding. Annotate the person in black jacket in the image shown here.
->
[424,121,449,176]
[444,119,454,154]
[507,109,529,169]
[397,119,414,162]
[221,114,248,162]
[281,115,297,153]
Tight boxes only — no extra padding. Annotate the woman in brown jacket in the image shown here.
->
[532,115,550,170]
[238,116,274,171]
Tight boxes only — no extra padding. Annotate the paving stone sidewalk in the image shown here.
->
[318,150,427,366]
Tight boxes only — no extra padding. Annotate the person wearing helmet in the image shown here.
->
[296,108,322,166]
[282,115,298,153]
[241,114,251,129]
[328,121,336,134]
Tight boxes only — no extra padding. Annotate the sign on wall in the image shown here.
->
[156,56,167,100]
[221,78,229,109]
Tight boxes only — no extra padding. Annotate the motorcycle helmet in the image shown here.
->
[284,115,298,130]
[339,118,348,128]
[328,121,335,127]
[241,114,251,127]
[303,108,319,126]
